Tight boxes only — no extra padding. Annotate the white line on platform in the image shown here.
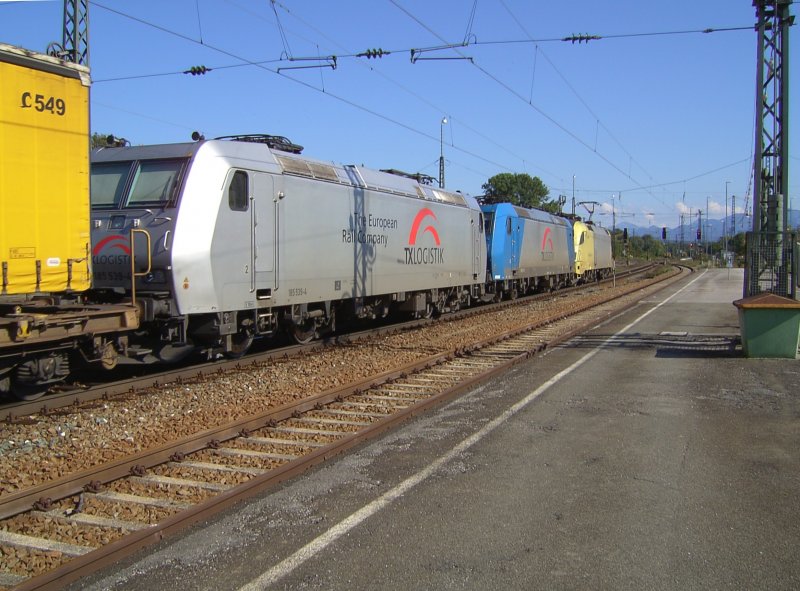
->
[238,272,704,590]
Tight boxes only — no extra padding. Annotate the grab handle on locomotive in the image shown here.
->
[129,228,152,307]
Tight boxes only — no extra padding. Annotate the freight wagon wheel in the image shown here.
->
[10,354,68,400]
[0,373,46,401]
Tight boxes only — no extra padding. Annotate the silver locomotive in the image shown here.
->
[90,135,487,360]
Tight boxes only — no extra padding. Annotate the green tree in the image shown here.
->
[90,132,108,149]
[481,172,557,212]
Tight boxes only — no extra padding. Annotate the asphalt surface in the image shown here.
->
[72,268,800,591]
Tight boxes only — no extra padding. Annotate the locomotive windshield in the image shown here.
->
[483,211,494,235]
[91,159,186,208]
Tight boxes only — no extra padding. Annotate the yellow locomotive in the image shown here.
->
[573,218,614,282]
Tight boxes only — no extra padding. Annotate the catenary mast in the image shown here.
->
[745,0,794,298]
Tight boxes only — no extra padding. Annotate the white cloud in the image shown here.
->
[707,200,725,215]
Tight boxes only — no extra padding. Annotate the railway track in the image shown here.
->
[0,262,657,421]
[0,263,682,590]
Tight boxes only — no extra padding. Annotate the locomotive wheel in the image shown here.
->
[157,343,196,363]
[416,302,435,320]
[12,383,50,401]
[224,331,255,359]
[290,320,316,345]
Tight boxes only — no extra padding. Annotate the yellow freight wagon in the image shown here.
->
[0,42,91,295]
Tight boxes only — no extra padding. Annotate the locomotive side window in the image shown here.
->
[128,160,185,206]
[91,162,132,207]
[228,170,249,211]
[506,217,512,235]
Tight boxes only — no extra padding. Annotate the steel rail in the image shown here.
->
[1,263,659,421]
[3,264,674,523]
[1,265,685,591]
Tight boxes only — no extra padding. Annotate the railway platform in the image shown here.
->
[71,268,799,591]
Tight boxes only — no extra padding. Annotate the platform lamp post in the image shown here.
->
[708,215,713,261]
[611,194,617,259]
[725,181,730,259]
[572,175,576,217]
[438,116,448,189]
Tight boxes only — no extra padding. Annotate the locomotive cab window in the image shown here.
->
[228,170,249,212]
[483,212,494,235]
[91,162,132,208]
[128,160,185,207]
[91,158,185,208]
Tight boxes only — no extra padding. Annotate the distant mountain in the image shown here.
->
[612,210,800,242]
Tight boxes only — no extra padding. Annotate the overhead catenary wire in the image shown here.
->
[88,1,755,215]
[194,0,203,44]
[270,0,293,59]
[480,0,678,211]
[388,0,657,195]
[462,0,478,45]
[91,0,529,179]
[90,1,517,178]
[258,0,525,177]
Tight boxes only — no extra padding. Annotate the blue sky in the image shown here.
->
[2,0,796,229]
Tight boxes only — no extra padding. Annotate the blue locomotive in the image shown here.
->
[482,203,576,299]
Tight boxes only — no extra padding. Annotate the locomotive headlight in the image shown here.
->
[143,270,167,284]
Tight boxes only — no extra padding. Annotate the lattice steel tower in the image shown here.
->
[746,0,794,297]
[62,0,89,66]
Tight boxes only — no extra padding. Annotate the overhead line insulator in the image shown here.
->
[357,48,390,59]
[184,65,212,75]
[562,34,602,44]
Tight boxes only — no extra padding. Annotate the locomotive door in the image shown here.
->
[472,213,483,279]
[251,172,275,292]
[214,169,274,311]
[506,216,521,270]
[212,169,251,310]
